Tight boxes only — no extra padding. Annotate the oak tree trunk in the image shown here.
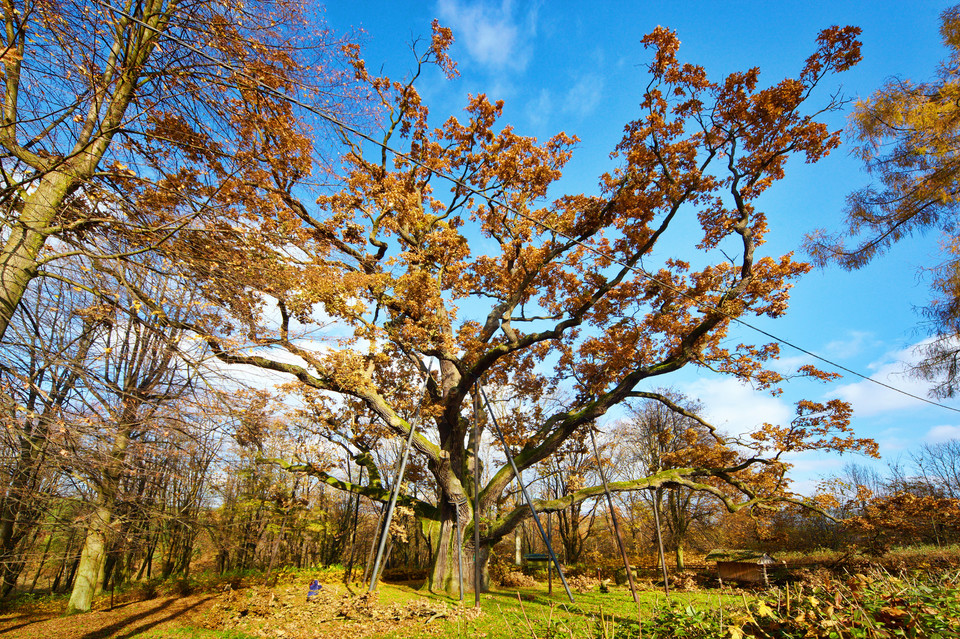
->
[424,506,491,594]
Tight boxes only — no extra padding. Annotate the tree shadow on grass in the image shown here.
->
[480,588,645,629]
[79,595,213,639]
[0,619,40,634]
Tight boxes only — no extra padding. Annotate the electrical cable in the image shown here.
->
[89,0,960,414]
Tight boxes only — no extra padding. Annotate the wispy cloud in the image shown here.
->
[525,88,553,128]
[925,424,960,443]
[770,330,878,376]
[436,0,537,72]
[824,331,877,360]
[679,377,793,438]
[562,72,603,118]
[832,341,939,417]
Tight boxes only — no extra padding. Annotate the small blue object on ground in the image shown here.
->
[307,579,322,602]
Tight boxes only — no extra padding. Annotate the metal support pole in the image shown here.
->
[478,383,575,603]
[652,487,670,596]
[473,385,481,608]
[547,505,553,596]
[453,498,465,601]
[589,428,639,604]
[369,367,432,593]
[345,464,363,585]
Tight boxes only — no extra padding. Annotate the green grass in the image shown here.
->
[374,581,733,638]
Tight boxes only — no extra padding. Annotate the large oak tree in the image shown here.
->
[158,23,877,593]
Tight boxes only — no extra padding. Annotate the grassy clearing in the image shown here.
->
[329,579,732,639]
[186,564,737,639]
[437,588,725,639]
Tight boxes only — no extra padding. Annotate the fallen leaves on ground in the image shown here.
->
[204,583,482,638]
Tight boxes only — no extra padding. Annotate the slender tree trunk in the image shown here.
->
[51,528,77,593]
[29,528,55,592]
[136,534,157,581]
[61,551,81,594]
[344,489,362,583]
[264,510,289,585]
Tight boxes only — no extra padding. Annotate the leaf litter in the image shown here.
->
[204,583,482,638]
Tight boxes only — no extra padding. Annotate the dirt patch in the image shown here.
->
[0,593,217,639]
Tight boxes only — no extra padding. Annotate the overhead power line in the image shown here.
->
[90,0,960,414]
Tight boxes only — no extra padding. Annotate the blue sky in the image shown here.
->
[319,0,960,493]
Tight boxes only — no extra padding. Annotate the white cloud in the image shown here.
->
[525,88,553,128]
[832,342,938,417]
[824,331,876,360]
[678,377,793,437]
[436,0,537,72]
[770,331,877,376]
[875,427,913,454]
[924,424,960,443]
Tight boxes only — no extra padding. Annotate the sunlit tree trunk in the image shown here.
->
[67,417,134,614]
[424,505,491,594]
[66,503,113,614]
[0,178,72,340]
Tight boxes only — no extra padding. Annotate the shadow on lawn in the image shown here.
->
[480,588,645,629]
[77,595,213,639]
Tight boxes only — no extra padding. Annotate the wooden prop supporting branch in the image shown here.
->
[478,383,575,603]
[652,487,670,597]
[589,428,639,604]
[369,365,432,593]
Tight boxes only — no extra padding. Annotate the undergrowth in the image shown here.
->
[591,569,960,639]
